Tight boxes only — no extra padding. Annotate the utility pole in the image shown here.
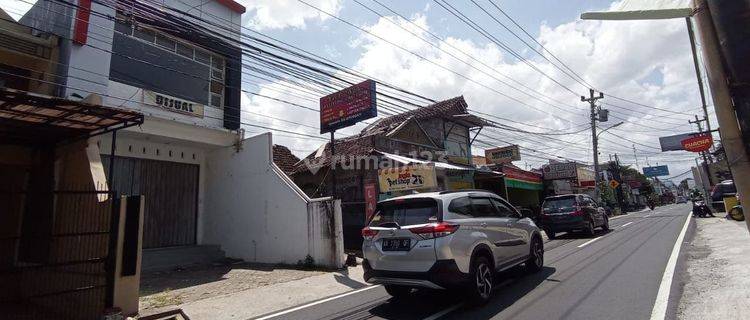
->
[614,153,625,212]
[693,0,750,231]
[632,144,640,171]
[689,115,713,185]
[582,89,605,201]
[686,17,713,136]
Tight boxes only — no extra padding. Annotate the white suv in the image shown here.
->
[362,190,544,304]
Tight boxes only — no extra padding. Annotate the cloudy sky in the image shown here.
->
[234,0,710,182]
[3,0,709,182]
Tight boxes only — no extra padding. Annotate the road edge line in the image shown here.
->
[254,285,381,320]
[649,213,692,320]
[577,236,602,248]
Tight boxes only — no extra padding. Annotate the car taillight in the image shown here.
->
[361,227,378,240]
[409,222,460,239]
[570,207,585,216]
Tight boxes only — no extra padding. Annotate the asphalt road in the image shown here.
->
[258,204,692,320]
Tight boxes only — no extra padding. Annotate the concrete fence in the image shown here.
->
[202,133,345,268]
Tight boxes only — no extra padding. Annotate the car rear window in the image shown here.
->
[369,198,438,227]
[543,196,577,213]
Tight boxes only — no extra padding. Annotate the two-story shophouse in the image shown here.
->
[14,0,346,271]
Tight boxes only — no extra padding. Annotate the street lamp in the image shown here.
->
[594,121,624,201]
[597,121,625,138]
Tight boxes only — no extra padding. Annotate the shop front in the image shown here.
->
[502,165,544,209]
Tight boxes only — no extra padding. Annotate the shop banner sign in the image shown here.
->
[681,134,713,152]
[320,80,377,133]
[144,90,204,118]
[643,165,670,177]
[485,145,520,164]
[446,170,475,190]
[378,164,436,192]
[364,183,378,221]
[543,162,577,180]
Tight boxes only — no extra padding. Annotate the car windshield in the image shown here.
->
[369,198,438,227]
[542,196,577,213]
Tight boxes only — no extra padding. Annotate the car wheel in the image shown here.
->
[525,237,544,273]
[545,229,556,240]
[587,220,596,237]
[602,216,610,231]
[384,285,412,299]
[467,256,493,305]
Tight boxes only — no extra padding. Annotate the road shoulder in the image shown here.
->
[676,217,750,320]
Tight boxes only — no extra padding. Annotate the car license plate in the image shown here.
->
[382,238,411,251]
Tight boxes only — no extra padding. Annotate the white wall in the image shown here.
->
[106,81,226,130]
[65,0,115,99]
[202,132,344,268]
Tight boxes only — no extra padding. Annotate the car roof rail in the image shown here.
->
[438,189,500,196]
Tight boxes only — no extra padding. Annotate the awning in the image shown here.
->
[581,0,694,20]
[0,88,144,145]
[375,150,476,171]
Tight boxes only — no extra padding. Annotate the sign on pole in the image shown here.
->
[484,145,521,164]
[320,80,377,134]
[643,165,670,177]
[681,134,713,152]
[659,132,697,151]
[609,179,620,189]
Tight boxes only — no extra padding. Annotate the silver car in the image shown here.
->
[362,190,544,304]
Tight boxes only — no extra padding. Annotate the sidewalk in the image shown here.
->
[140,262,367,320]
[676,217,750,320]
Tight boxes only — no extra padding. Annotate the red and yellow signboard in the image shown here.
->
[320,80,377,133]
[681,135,712,152]
[364,183,378,221]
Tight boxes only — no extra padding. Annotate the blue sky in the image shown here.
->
[258,0,613,70]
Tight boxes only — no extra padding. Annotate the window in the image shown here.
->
[369,199,438,227]
[133,27,154,42]
[471,197,499,217]
[195,49,211,64]
[176,42,193,58]
[449,196,472,216]
[491,198,518,218]
[155,33,176,50]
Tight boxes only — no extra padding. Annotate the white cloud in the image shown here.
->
[238,0,343,30]
[243,2,703,177]
[2,0,37,21]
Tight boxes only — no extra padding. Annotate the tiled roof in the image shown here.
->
[292,96,479,175]
[291,134,376,174]
[272,145,301,175]
[362,96,469,134]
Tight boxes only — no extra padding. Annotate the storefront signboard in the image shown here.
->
[577,165,595,187]
[378,164,437,192]
[144,90,204,118]
[503,165,543,190]
[320,80,377,133]
[446,170,475,190]
[485,145,520,164]
[543,162,577,180]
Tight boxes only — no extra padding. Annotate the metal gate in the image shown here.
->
[102,156,199,248]
[0,190,118,320]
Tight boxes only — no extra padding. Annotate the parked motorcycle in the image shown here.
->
[692,200,714,218]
